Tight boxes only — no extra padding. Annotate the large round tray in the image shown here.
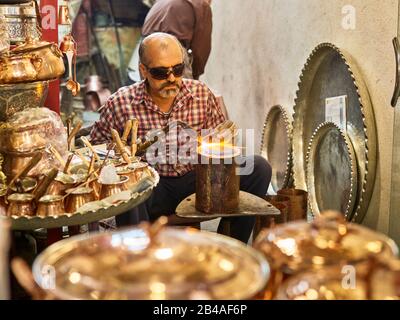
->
[292,43,376,222]
[32,226,270,300]
[260,105,292,193]
[10,167,159,230]
[306,122,358,219]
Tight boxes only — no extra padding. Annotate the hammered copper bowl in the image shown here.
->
[99,175,129,199]
[36,195,65,217]
[0,81,48,121]
[6,193,35,217]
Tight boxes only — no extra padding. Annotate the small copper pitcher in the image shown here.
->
[7,194,35,217]
[37,195,65,217]
[46,172,76,196]
[65,187,95,213]
[99,175,129,199]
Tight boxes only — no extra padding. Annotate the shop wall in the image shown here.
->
[202,0,398,234]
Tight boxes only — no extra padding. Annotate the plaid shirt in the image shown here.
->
[90,79,226,177]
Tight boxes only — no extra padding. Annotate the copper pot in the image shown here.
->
[6,193,35,217]
[0,81,49,121]
[36,195,65,217]
[10,176,37,193]
[99,175,128,199]
[253,195,290,241]
[116,167,137,189]
[0,53,41,83]
[2,150,44,179]
[46,172,76,196]
[0,1,41,45]
[11,39,65,82]
[65,187,94,213]
[0,120,54,153]
[277,188,307,221]
[116,163,149,189]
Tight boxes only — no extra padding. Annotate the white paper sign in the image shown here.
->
[325,95,347,132]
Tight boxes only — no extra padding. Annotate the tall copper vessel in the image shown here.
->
[195,145,240,214]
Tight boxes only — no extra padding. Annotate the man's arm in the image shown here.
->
[204,89,226,129]
[190,0,212,79]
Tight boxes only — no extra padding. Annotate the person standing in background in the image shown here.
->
[127,0,212,83]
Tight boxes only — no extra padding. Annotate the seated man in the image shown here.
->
[90,32,272,243]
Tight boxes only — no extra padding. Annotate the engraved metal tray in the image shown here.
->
[260,105,292,192]
[292,43,376,222]
[306,122,358,219]
[9,167,159,230]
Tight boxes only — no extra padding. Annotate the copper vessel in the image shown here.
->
[253,211,399,300]
[10,176,37,193]
[117,162,149,189]
[46,172,76,196]
[0,53,41,83]
[11,39,65,82]
[31,220,269,300]
[36,195,65,217]
[0,81,49,121]
[277,188,307,221]
[0,1,41,45]
[253,195,290,241]
[99,175,128,199]
[195,145,240,214]
[65,187,94,213]
[6,193,35,217]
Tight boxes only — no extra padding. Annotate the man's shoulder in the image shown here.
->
[182,78,213,97]
[107,82,145,104]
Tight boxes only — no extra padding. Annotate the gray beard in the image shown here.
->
[159,87,179,98]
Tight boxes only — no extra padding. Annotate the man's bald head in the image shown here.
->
[139,32,184,66]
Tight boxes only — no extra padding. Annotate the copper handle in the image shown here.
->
[80,136,101,162]
[131,119,139,156]
[33,168,58,202]
[67,121,83,147]
[11,258,48,300]
[392,37,400,107]
[121,120,133,144]
[63,154,74,174]
[111,129,131,164]
[8,152,42,190]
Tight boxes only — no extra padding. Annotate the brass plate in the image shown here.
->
[292,43,376,222]
[176,191,280,219]
[260,105,292,192]
[10,167,159,230]
[306,122,358,219]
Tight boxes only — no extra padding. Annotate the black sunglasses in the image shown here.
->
[144,63,185,80]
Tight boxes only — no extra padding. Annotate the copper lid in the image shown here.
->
[32,220,269,300]
[38,195,64,203]
[275,258,400,300]
[254,211,398,274]
[7,193,34,202]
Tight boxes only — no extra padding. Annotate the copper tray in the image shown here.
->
[292,43,377,222]
[260,105,292,192]
[306,122,358,219]
[176,191,280,219]
[9,167,159,230]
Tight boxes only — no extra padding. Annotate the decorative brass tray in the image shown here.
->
[306,122,358,219]
[260,105,292,192]
[176,191,280,219]
[292,43,376,222]
[9,167,159,230]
